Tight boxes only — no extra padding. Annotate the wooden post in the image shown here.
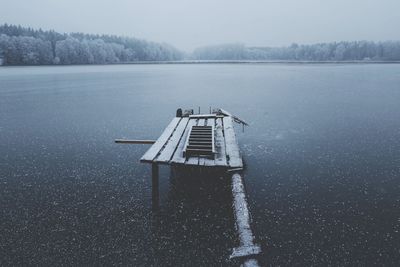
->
[152,163,159,211]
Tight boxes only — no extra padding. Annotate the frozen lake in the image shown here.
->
[1,63,399,265]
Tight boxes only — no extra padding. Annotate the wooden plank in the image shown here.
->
[182,123,194,157]
[188,118,204,166]
[171,118,198,164]
[188,140,213,144]
[115,139,156,144]
[187,145,213,150]
[189,114,217,118]
[223,117,243,168]
[155,117,189,163]
[216,109,249,126]
[198,119,206,166]
[203,118,216,166]
[140,117,181,163]
[214,117,228,166]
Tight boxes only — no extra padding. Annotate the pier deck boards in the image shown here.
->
[140,114,243,168]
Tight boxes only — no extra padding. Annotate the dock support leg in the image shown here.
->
[152,163,159,211]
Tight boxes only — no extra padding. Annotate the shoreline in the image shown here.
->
[1,60,400,67]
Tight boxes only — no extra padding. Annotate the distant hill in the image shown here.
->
[0,24,184,65]
[192,42,400,61]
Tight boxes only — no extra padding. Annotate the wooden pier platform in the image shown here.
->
[116,108,260,266]
[140,113,243,169]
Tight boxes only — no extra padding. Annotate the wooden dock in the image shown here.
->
[140,112,243,169]
[116,108,260,266]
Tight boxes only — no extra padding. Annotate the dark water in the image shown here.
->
[0,64,399,266]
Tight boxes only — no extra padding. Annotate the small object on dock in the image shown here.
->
[176,108,183,117]
[183,109,194,116]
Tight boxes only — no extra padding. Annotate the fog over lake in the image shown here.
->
[1,63,399,265]
[1,0,400,50]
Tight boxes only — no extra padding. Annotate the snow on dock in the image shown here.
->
[140,112,243,169]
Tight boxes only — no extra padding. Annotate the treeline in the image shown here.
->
[0,24,183,65]
[2,23,400,65]
[192,42,400,61]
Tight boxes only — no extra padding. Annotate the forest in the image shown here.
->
[192,42,400,61]
[1,24,400,65]
[0,24,183,65]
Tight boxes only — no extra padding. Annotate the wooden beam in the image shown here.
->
[189,114,217,118]
[230,173,261,265]
[223,117,243,168]
[214,117,228,166]
[216,108,249,126]
[115,139,155,144]
[152,163,159,211]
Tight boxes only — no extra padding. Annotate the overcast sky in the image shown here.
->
[0,0,399,51]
